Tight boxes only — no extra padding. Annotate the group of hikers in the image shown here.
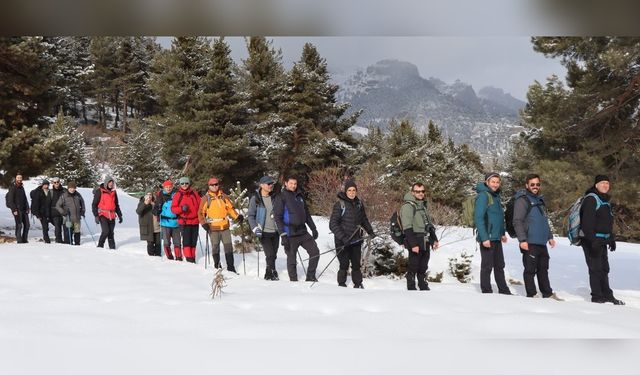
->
[4,170,624,304]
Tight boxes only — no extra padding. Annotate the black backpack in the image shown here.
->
[504,194,537,238]
[389,202,417,245]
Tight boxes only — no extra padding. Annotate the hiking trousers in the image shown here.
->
[522,244,553,297]
[479,240,510,294]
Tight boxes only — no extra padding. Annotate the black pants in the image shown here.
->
[522,244,553,297]
[147,233,161,256]
[98,217,116,249]
[14,211,30,243]
[479,241,510,294]
[582,240,614,301]
[38,217,51,242]
[337,242,363,286]
[51,216,65,243]
[261,232,280,273]
[285,233,319,281]
[181,224,199,247]
[406,235,430,290]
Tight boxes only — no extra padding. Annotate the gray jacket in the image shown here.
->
[512,189,552,246]
[55,191,86,223]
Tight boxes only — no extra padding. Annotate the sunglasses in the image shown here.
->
[180,182,190,186]
[266,182,275,186]
[209,183,219,187]
[413,190,426,193]
[529,183,541,187]
[52,181,60,184]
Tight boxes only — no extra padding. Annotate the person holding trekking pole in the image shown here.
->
[248,175,280,280]
[329,180,375,289]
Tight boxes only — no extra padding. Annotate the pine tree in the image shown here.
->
[227,181,256,253]
[44,113,96,187]
[111,120,171,192]
[0,37,57,186]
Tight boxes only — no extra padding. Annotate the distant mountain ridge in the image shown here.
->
[335,59,526,159]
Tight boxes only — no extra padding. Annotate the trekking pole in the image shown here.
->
[67,214,73,245]
[297,250,307,276]
[310,226,364,288]
[301,227,365,262]
[82,216,97,246]
[204,231,210,269]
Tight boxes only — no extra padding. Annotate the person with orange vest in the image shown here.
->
[92,176,123,250]
[198,177,243,272]
[171,177,202,263]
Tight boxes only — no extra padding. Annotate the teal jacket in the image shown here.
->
[474,182,505,242]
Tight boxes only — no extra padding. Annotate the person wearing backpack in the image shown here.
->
[248,175,280,280]
[400,182,439,291]
[92,176,123,250]
[474,172,512,295]
[329,180,375,289]
[198,177,243,272]
[153,180,182,260]
[171,177,202,264]
[5,172,30,243]
[580,175,624,305]
[512,174,560,300]
[273,176,320,282]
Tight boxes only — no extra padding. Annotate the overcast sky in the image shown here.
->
[158,37,566,101]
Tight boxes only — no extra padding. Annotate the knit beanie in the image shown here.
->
[344,179,358,192]
[594,175,610,184]
[484,172,500,182]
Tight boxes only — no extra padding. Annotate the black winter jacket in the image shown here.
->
[273,188,317,237]
[30,186,53,219]
[580,187,614,244]
[5,183,29,212]
[50,186,66,218]
[329,192,374,246]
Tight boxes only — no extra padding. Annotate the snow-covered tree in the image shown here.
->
[228,181,256,253]
[111,121,171,192]
[44,113,96,187]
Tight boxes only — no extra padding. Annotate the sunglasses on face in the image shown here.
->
[413,190,426,193]
[266,182,275,186]
[209,183,218,187]
[180,182,190,186]
[529,183,541,187]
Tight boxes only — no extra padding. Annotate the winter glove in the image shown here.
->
[253,226,263,238]
[236,214,244,224]
[118,216,123,224]
[201,223,210,233]
[311,228,319,240]
[95,216,99,224]
[280,234,289,250]
[181,204,189,213]
[609,240,617,252]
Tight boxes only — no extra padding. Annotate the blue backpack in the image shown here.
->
[566,193,610,246]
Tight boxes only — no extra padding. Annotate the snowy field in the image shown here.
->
[1,180,639,373]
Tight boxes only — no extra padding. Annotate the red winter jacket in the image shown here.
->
[92,185,122,220]
[171,187,202,225]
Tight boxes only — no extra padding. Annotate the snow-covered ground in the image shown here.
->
[1,180,639,373]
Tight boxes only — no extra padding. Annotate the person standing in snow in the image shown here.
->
[137,191,161,257]
[512,174,561,300]
[49,177,67,244]
[474,172,511,295]
[171,177,201,263]
[153,180,182,260]
[198,177,243,272]
[248,175,280,280]
[329,180,375,289]
[92,176,123,250]
[399,182,439,291]
[273,176,320,282]
[55,181,85,245]
[30,179,53,243]
[580,175,624,305]
[5,172,30,243]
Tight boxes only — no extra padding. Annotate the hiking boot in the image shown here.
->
[354,284,364,289]
[264,271,272,281]
[272,270,279,281]
[227,265,237,273]
[175,257,184,262]
[338,283,347,287]
[591,297,606,303]
[419,285,430,291]
[305,275,318,282]
[606,297,625,305]
[546,293,564,301]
